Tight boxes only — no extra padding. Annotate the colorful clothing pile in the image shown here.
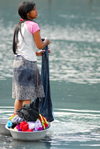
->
[7,113,49,132]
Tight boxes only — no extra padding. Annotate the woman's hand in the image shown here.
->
[36,50,51,56]
[36,50,45,56]
[43,38,50,45]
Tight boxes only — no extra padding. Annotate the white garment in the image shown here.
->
[16,21,40,61]
[27,122,35,130]
[35,119,43,130]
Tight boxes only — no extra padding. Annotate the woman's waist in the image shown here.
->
[16,49,37,62]
[13,55,37,69]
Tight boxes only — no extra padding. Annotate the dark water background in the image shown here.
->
[0,0,100,148]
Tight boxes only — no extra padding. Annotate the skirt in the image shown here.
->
[12,55,45,100]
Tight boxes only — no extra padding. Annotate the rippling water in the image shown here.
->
[0,0,100,84]
[0,0,100,148]
[0,107,100,148]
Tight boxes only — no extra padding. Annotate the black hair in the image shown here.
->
[13,1,36,54]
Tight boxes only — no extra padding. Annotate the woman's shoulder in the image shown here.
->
[26,20,38,26]
[25,21,40,34]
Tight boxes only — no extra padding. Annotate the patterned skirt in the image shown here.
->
[12,55,45,100]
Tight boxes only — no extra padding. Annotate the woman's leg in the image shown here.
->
[14,99,23,113]
[22,100,31,106]
[14,99,31,113]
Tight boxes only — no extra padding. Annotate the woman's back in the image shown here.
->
[16,21,40,61]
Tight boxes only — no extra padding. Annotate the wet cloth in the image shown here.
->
[7,120,12,128]
[12,55,45,100]
[39,114,48,129]
[35,119,43,131]
[7,113,49,132]
[27,122,35,130]
[16,101,39,122]
[11,115,23,124]
[39,44,54,122]
[9,113,17,120]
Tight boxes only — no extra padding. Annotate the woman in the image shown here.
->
[12,1,50,112]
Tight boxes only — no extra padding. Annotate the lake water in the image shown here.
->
[0,0,100,148]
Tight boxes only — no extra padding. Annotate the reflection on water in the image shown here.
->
[49,40,100,84]
[1,22,100,83]
[0,107,100,148]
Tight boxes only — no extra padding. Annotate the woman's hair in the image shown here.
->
[13,1,36,54]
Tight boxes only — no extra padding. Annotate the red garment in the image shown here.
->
[10,113,17,117]
[39,114,48,129]
[20,121,28,131]
[19,121,33,132]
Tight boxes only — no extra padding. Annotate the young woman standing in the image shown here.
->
[12,1,50,112]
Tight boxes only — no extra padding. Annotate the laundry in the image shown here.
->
[40,43,54,122]
[6,113,49,132]
[39,114,48,129]
[10,123,17,129]
[9,113,17,121]
[20,121,33,131]
[35,119,43,131]
[7,120,12,128]
[20,121,28,131]
[16,121,33,132]
[16,101,39,122]
[27,122,35,130]
[11,115,23,124]
[16,124,22,131]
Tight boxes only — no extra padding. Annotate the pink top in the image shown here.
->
[26,21,40,34]
[16,21,40,61]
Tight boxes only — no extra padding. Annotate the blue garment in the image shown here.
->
[7,120,12,128]
[39,43,54,122]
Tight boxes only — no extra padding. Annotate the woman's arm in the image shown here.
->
[33,30,50,49]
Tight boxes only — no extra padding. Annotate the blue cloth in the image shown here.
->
[7,120,12,128]
[39,43,54,122]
